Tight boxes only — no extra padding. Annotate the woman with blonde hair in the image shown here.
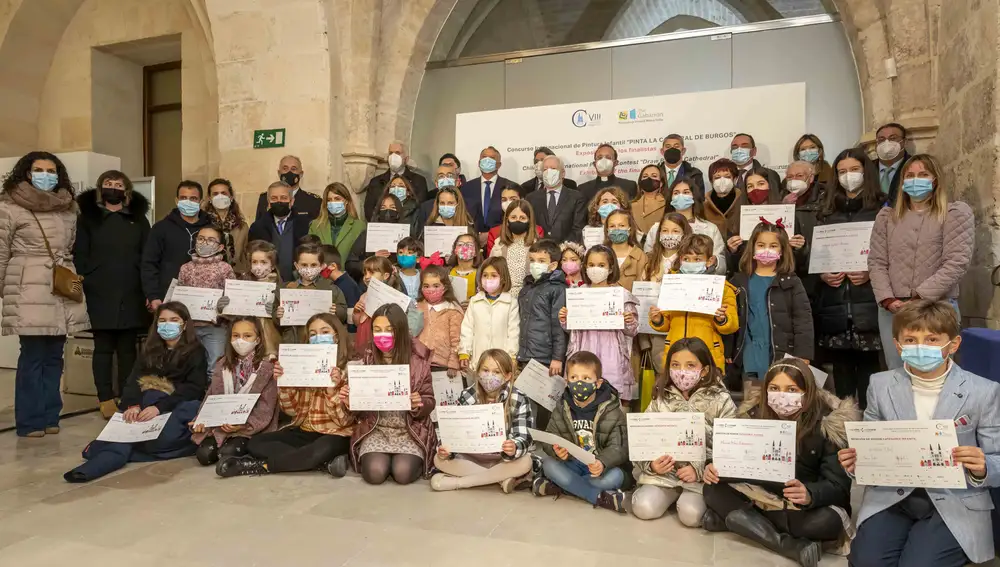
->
[632,164,667,234]
[491,199,538,298]
[309,182,366,277]
[203,178,249,274]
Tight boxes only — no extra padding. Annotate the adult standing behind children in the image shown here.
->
[142,180,212,311]
[203,178,249,274]
[249,182,311,283]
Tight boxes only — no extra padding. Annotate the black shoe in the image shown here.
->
[196,443,219,467]
[594,489,627,514]
[325,454,349,478]
[531,476,563,498]
[725,508,820,567]
[701,508,727,532]
[216,456,268,478]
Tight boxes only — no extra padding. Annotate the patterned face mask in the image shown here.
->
[767,390,803,417]
[569,380,596,402]
[669,368,701,391]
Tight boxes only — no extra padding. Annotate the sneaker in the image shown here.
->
[595,489,627,514]
[21,431,44,438]
[44,427,60,434]
[500,473,532,494]
[216,456,268,478]
[325,454,349,478]
[531,476,563,498]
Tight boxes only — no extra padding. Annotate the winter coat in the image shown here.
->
[868,202,974,302]
[516,269,568,365]
[416,301,464,371]
[730,272,814,366]
[308,214,366,265]
[191,358,279,446]
[635,383,737,488]
[119,344,208,414]
[0,182,89,336]
[350,340,437,476]
[458,292,520,366]
[650,280,739,370]
[615,245,648,293]
[544,382,628,470]
[736,389,858,511]
[141,209,212,302]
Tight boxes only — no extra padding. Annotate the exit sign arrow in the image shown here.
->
[253,128,286,149]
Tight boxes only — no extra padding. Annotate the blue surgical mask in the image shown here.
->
[31,171,58,192]
[398,254,417,269]
[731,147,751,165]
[309,334,335,345]
[679,261,707,274]
[798,148,820,163]
[157,322,183,341]
[900,342,951,372]
[177,200,201,217]
[438,205,456,219]
[479,157,497,173]
[608,228,629,244]
[437,177,456,190]
[327,201,346,217]
[902,178,934,200]
[389,186,407,202]
[598,203,618,219]
[671,194,695,211]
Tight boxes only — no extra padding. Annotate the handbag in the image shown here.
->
[30,211,83,303]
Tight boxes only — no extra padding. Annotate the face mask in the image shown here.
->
[388,153,404,171]
[101,188,125,205]
[595,157,614,174]
[456,243,475,261]
[250,263,272,279]
[754,248,781,265]
[232,338,257,357]
[586,266,609,284]
[269,202,291,218]
[211,194,231,210]
[31,172,58,191]
[663,147,682,165]
[561,260,580,275]
[731,147,752,165]
[608,228,629,244]
[839,172,864,192]
[423,287,446,303]
[501,199,515,211]
[712,177,734,196]
[280,172,300,187]
[679,261,707,274]
[529,262,550,280]
[480,157,497,173]
[298,266,322,281]
[196,243,220,258]
[639,178,661,193]
[327,201,346,216]
[397,254,417,269]
[482,277,501,294]
[671,194,694,211]
[597,203,618,219]
[508,220,529,235]
[373,332,395,353]
[543,168,561,188]
[157,321,182,341]
[437,177,456,190]
[389,186,407,202]
[438,205,456,219]
[569,380,596,402]
[378,209,400,223]
[748,190,770,205]
[798,148,820,163]
[767,391,803,417]
[534,161,544,179]
[900,342,951,372]
[177,200,201,217]
[669,368,701,391]
[786,179,809,194]
[478,372,504,392]
[903,178,934,200]
[660,233,682,249]
[309,334,335,345]
[876,140,902,161]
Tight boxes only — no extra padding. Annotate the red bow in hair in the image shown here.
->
[758,216,785,229]
[419,252,445,270]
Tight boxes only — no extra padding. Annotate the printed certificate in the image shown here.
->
[222,279,276,318]
[450,275,469,304]
[97,413,172,443]
[808,222,874,274]
[430,370,465,422]
[278,288,333,326]
[846,420,966,489]
[365,278,411,315]
[365,222,411,253]
[527,428,596,464]
[437,403,507,454]
[277,344,338,387]
[713,418,796,483]
[657,274,725,315]
[627,412,706,462]
[514,359,565,412]
[424,226,470,256]
[193,394,261,428]
[171,286,223,322]
[582,226,604,250]
[739,204,796,239]
[348,364,412,411]
[632,281,666,335]
[566,287,624,330]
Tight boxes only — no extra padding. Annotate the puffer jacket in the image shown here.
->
[516,269,567,365]
[416,300,464,371]
[458,291,520,366]
[0,182,89,336]
[650,280,739,370]
[141,208,212,302]
[543,381,628,470]
[729,271,814,366]
[868,201,974,302]
[636,382,737,487]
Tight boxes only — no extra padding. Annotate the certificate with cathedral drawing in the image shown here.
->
[277,344,338,387]
[366,222,412,253]
[845,420,966,489]
[657,274,725,315]
[566,287,624,330]
[364,279,411,316]
[808,222,874,274]
[170,286,224,323]
[437,404,507,454]
[348,364,412,411]
[97,413,172,443]
[632,282,666,335]
[738,204,795,239]
[222,279,276,318]
[430,371,465,422]
[627,412,706,462]
[193,394,261,428]
[278,288,333,326]
[713,418,796,482]
[514,359,565,411]
[424,226,470,256]
[582,226,604,250]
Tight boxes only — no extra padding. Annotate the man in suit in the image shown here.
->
[841,300,1000,567]
[519,147,577,196]
[526,155,586,244]
[659,134,705,195]
[249,182,311,282]
[730,133,783,203]
[460,146,517,233]
[362,142,430,221]
[875,122,911,206]
[576,143,637,204]
[255,155,322,221]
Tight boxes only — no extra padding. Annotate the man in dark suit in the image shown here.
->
[519,146,577,196]
[249,182,311,282]
[460,146,517,233]
[730,133,783,203]
[526,155,586,244]
[576,143,637,204]
[362,142,430,221]
[254,155,322,222]
[874,122,910,206]
[659,134,705,195]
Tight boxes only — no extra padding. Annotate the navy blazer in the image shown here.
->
[460,175,517,232]
[525,186,587,244]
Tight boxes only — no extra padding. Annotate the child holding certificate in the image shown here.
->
[638,213,692,376]
[273,242,348,342]
[431,349,535,492]
[178,226,236,377]
[631,338,736,526]
[217,313,354,478]
[344,304,436,485]
[644,177,726,275]
[458,257,519,370]
[191,316,278,465]
[603,209,647,292]
[216,240,282,356]
[518,239,567,379]
[558,244,639,404]
[558,241,585,288]
[701,358,858,567]
[416,265,464,377]
[395,237,423,300]
[447,232,481,305]
[352,256,424,356]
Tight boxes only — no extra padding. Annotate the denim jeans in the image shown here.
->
[195,325,227,378]
[15,335,66,436]
[541,455,624,504]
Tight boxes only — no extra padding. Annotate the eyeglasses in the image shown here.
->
[196,237,221,245]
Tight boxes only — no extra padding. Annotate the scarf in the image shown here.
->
[189,252,226,264]
[8,181,74,213]
[208,205,245,266]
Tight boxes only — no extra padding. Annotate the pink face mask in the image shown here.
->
[561,261,581,276]
[456,244,476,261]
[753,249,781,265]
[423,287,446,304]
[767,391,803,417]
[669,368,702,392]
[373,332,394,353]
[482,277,501,294]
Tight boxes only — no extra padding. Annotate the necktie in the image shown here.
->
[277,219,285,235]
[547,190,557,224]
[880,168,891,195]
[483,180,492,221]
[667,169,676,187]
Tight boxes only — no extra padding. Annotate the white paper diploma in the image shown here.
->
[657,274,725,315]
[739,204,796,239]
[627,412,706,462]
[277,344,338,387]
[438,403,507,453]
[430,370,465,422]
[194,394,261,427]
[163,278,178,302]
[527,428,597,464]
[450,275,469,304]
[365,222,411,253]
[845,420,966,489]
[632,282,666,335]
[97,413,172,443]
[222,279,276,318]
[365,278,411,316]
[713,418,796,482]
[566,287,624,330]
[808,221,874,274]
[279,288,333,326]
[424,226,470,256]
[582,226,604,250]
[170,286,224,322]
[514,359,565,412]
[348,364,412,411]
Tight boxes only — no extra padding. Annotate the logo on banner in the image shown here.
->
[572,109,601,128]
[617,108,665,124]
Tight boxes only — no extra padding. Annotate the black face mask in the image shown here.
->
[378,209,400,223]
[508,221,529,235]
[663,148,682,165]
[638,178,662,193]
[270,202,291,218]
[101,187,124,205]
[280,172,300,187]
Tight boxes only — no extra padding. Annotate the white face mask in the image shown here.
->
[839,172,864,192]
[712,177,734,196]
[211,194,232,210]
[595,157,614,175]
[876,140,902,161]
[388,153,405,172]
[501,200,514,211]
[543,168,562,188]
[231,338,257,357]
[586,266,609,284]
[786,179,809,194]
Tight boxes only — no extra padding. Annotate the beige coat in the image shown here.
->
[0,183,90,336]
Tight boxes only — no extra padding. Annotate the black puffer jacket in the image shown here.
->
[141,209,212,302]
[516,269,567,365]
[729,271,814,366]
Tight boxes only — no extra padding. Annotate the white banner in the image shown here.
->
[455,84,806,185]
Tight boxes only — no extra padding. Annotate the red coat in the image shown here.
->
[485,224,545,255]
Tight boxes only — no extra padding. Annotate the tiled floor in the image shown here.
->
[0,368,99,432]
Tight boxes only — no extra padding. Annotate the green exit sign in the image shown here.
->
[253,128,286,149]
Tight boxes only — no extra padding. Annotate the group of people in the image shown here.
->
[0,120,992,567]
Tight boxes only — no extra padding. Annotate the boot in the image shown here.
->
[324,454,349,478]
[725,508,821,567]
[701,508,727,532]
[196,439,220,466]
[99,400,118,419]
[216,456,269,478]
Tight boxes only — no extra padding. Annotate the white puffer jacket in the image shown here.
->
[458,291,519,366]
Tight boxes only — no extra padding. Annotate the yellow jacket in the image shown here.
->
[649,280,739,370]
